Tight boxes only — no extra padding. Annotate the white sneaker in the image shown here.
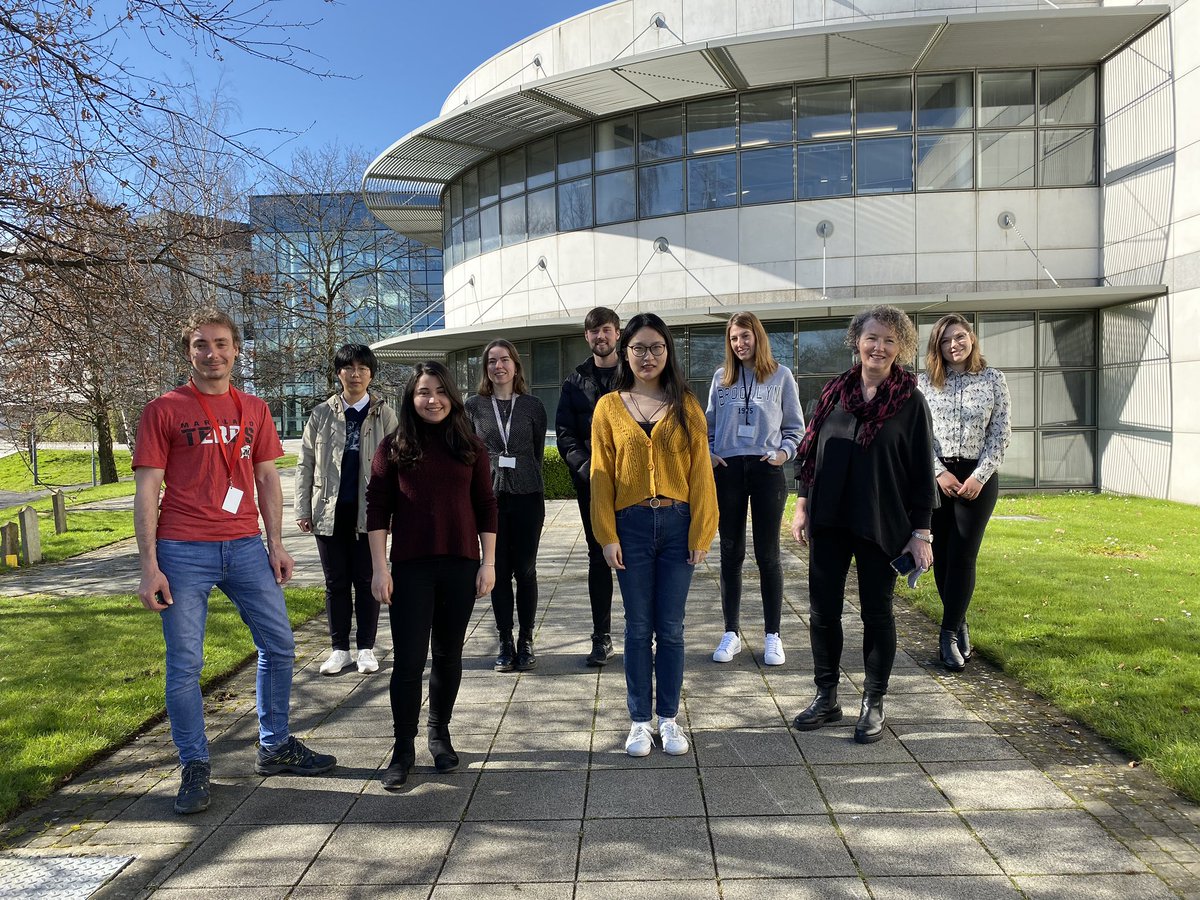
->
[659,717,689,755]
[625,721,655,757]
[713,631,741,663]
[763,633,786,666]
[319,649,353,675]
[356,648,379,674]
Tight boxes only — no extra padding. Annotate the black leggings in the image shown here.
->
[931,458,999,630]
[491,491,545,636]
[575,484,614,636]
[714,456,787,634]
[314,504,380,651]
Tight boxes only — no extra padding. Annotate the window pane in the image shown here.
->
[796,324,850,374]
[1041,68,1096,125]
[558,126,592,180]
[501,148,525,198]
[741,88,793,146]
[797,141,852,199]
[449,221,463,267]
[917,133,973,190]
[526,186,556,238]
[917,73,973,130]
[639,161,684,216]
[689,327,726,379]
[639,106,684,161]
[500,196,526,246]
[557,177,593,231]
[857,136,913,194]
[977,313,1035,368]
[463,212,480,259]
[798,82,852,140]
[1002,430,1036,487]
[1041,371,1096,427]
[690,379,713,411]
[687,153,738,211]
[687,96,737,155]
[1040,430,1094,485]
[740,146,794,205]
[595,116,635,171]
[480,203,500,253]
[767,323,796,370]
[1041,128,1096,187]
[795,375,836,421]
[449,182,463,222]
[478,158,499,208]
[527,138,555,189]
[1006,370,1036,428]
[978,131,1035,188]
[857,76,912,134]
[595,169,636,225]
[462,168,479,217]
[979,71,1035,128]
[1040,312,1095,367]
[531,340,560,384]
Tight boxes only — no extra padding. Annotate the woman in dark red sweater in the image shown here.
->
[367,361,498,789]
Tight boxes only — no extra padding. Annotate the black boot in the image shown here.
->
[382,739,416,790]
[427,725,459,773]
[516,630,537,671]
[854,695,885,744]
[792,686,842,730]
[494,631,516,672]
[957,621,972,661]
[939,628,966,671]
[586,633,614,667]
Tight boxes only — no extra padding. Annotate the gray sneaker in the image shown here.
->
[255,736,337,776]
[174,760,211,815]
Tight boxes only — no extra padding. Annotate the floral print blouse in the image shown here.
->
[917,367,1011,485]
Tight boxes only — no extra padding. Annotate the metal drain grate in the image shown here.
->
[0,853,133,899]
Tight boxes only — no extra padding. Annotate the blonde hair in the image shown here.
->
[924,314,986,388]
[721,311,779,387]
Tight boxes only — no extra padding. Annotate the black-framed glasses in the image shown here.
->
[628,343,667,359]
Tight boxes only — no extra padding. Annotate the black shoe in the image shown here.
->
[854,695,885,744]
[957,621,972,660]
[173,759,210,815]
[382,742,416,791]
[428,725,459,773]
[494,632,516,672]
[516,636,537,671]
[585,633,614,667]
[255,736,337,776]
[792,688,842,731]
[940,628,966,671]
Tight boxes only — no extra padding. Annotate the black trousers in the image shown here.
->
[314,504,380,651]
[491,491,546,636]
[388,557,477,742]
[714,456,788,634]
[575,483,614,636]
[931,458,1000,630]
[808,526,897,697]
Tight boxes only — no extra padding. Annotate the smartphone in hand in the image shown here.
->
[890,552,926,589]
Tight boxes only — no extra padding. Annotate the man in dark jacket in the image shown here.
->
[556,306,620,666]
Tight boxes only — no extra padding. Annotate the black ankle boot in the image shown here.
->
[382,740,416,790]
[427,725,459,773]
[939,629,966,671]
[494,632,516,672]
[854,695,885,744]
[957,621,972,660]
[516,630,536,671]
[792,687,842,730]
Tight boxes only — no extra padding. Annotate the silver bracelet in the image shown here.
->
[910,531,933,544]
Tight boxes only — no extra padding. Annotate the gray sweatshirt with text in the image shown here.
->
[705,364,805,461]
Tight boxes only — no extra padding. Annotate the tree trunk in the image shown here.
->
[95,405,120,484]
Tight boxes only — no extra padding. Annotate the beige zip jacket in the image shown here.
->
[294,393,399,535]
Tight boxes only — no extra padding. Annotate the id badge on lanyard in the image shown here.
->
[189,382,245,515]
[492,395,519,469]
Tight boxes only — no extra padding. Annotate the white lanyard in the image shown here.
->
[491,394,517,455]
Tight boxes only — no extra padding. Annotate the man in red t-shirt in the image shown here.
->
[133,308,336,815]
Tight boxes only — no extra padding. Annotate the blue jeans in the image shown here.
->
[615,503,695,721]
[157,536,296,764]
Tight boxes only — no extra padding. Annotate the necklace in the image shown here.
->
[627,391,667,424]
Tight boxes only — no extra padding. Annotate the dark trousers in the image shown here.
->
[491,491,546,636]
[314,504,380,650]
[808,526,897,697]
[388,557,477,742]
[575,483,614,636]
[931,458,1000,630]
[714,456,787,634]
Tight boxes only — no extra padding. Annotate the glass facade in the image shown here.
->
[442,67,1097,267]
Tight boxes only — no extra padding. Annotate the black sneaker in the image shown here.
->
[174,760,211,815]
[255,736,337,776]
[586,633,614,667]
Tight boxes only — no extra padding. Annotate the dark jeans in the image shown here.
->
[932,458,1000,630]
[808,526,897,698]
[388,557,477,742]
[314,504,380,650]
[492,491,545,636]
[575,482,614,636]
[714,456,787,634]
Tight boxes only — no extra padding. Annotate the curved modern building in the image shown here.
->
[363,0,1195,502]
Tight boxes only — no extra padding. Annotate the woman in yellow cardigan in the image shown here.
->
[591,312,718,758]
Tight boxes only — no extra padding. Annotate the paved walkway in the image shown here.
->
[2,500,1200,899]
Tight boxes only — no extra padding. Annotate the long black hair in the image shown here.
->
[387,360,478,470]
[615,312,695,442]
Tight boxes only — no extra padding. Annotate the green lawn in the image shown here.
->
[0,587,325,823]
[0,449,133,490]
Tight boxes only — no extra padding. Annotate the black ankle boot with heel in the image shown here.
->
[940,628,966,671]
[516,629,537,671]
[382,739,416,790]
[428,725,459,773]
[854,695,885,744]
[792,687,842,730]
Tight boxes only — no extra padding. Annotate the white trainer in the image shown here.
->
[763,633,786,666]
[356,648,379,674]
[319,649,353,675]
[625,721,655,757]
[659,717,689,755]
[713,631,741,663]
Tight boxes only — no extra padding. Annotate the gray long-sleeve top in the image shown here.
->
[706,363,805,460]
[465,393,547,495]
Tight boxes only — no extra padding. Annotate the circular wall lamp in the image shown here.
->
[653,237,670,253]
[998,211,1016,230]
[816,220,834,239]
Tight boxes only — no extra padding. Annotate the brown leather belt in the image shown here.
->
[635,496,677,508]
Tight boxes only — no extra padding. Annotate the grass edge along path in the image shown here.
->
[0,587,325,826]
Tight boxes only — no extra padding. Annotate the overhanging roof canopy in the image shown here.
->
[363,6,1168,247]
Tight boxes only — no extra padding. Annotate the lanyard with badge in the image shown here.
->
[737,365,756,439]
[492,395,518,469]
[189,380,245,515]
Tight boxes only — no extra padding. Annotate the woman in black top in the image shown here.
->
[465,339,548,672]
[790,305,937,744]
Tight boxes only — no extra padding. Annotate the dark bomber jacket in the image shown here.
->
[554,358,617,489]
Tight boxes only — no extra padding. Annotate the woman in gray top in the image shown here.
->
[465,339,548,672]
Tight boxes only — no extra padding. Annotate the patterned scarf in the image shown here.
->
[795,363,917,488]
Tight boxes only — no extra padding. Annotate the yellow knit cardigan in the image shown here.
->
[589,391,718,552]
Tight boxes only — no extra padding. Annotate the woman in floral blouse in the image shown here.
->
[917,314,1011,671]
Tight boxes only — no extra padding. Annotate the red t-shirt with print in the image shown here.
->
[133,384,284,541]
